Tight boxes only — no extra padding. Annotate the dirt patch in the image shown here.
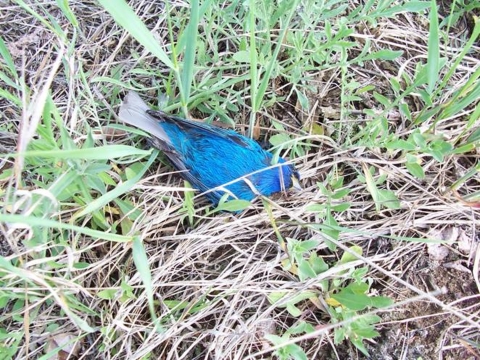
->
[371,265,479,360]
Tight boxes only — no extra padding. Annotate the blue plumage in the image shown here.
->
[119,91,300,205]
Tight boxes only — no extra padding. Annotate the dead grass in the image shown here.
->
[0,1,479,359]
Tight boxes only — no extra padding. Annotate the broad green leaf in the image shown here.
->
[309,253,329,274]
[73,262,90,269]
[232,50,252,63]
[298,258,317,281]
[363,50,403,61]
[406,162,425,179]
[412,132,427,148]
[332,291,371,311]
[284,344,308,360]
[377,189,401,209]
[370,296,394,308]
[384,139,416,151]
[346,282,369,294]
[305,203,326,213]
[267,291,318,308]
[296,239,321,253]
[399,102,411,120]
[214,199,251,212]
[350,337,369,356]
[373,92,391,107]
[269,133,291,146]
[288,321,315,335]
[286,303,302,317]
[363,164,380,211]
[331,188,351,199]
[339,245,363,264]
[332,203,351,212]
[334,327,346,343]
[353,327,380,339]
[264,334,283,346]
[389,77,401,92]
[324,213,340,250]
[97,289,117,300]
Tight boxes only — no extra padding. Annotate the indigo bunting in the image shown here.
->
[119,91,300,205]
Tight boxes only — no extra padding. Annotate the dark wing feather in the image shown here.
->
[146,110,251,148]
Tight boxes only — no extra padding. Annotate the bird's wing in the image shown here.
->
[146,110,252,149]
[120,91,251,149]
[145,110,243,202]
[161,148,224,202]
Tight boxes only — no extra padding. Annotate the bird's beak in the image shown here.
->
[291,175,302,191]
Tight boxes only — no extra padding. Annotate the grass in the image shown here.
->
[1,0,479,358]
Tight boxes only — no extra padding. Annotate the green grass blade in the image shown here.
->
[0,88,22,105]
[98,0,175,70]
[0,36,17,78]
[427,0,440,94]
[252,0,300,133]
[132,236,157,321]
[180,0,200,108]
[56,0,78,27]
[363,164,380,212]
[75,150,157,218]
[15,0,59,36]
[8,145,151,160]
[248,0,258,138]
[440,74,480,119]
[0,256,96,333]
[0,214,131,242]
[439,14,480,91]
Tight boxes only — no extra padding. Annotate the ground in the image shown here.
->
[0,1,479,359]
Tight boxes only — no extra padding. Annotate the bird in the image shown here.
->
[118,91,300,206]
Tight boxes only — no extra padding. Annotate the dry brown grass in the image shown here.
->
[0,1,479,359]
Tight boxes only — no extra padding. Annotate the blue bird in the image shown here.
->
[118,91,300,206]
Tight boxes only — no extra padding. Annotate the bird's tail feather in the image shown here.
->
[118,91,171,146]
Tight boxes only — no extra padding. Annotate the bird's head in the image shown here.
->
[250,157,300,197]
[277,159,301,193]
